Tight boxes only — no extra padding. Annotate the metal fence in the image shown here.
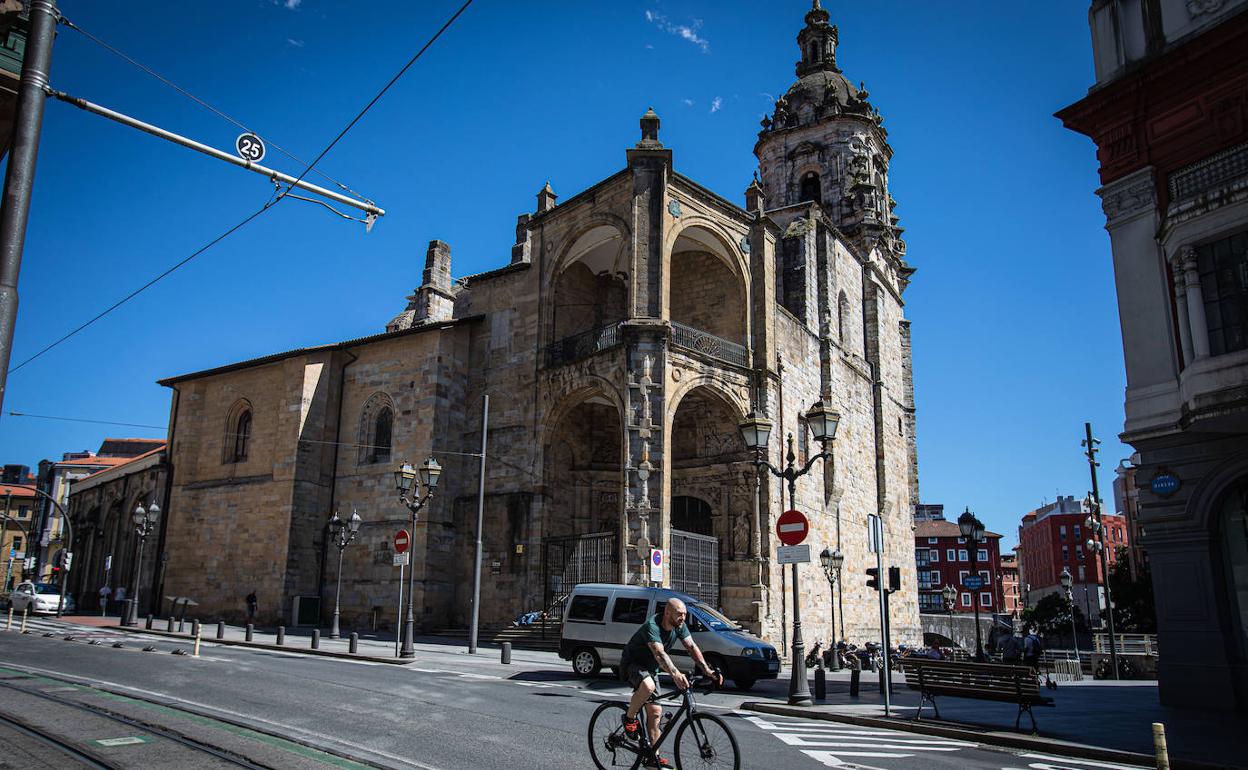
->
[670,322,748,367]
[545,324,621,367]
[670,529,719,605]
[541,531,618,637]
[1093,633,1158,655]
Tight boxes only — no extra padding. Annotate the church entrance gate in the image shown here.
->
[541,531,618,637]
[670,529,719,606]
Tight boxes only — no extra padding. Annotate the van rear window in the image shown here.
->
[567,594,608,622]
[611,597,649,624]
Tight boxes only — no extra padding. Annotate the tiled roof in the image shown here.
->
[914,519,1003,539]
[58,456,130,468]
[0,483,36,498]
[84,445,165,477]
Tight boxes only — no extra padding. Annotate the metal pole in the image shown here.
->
[0,0,56,412]
[876,538,890,716]
[124,531,144,626]
[394,560,403,658]
[469,395,488,655]
[47,90,384,219]
[402,505,418,658]
[331,542,344,639]
[785,448,812,706]
[1068,590,1080,668]
[1084,422,1119,679]
[828,573,840,671]
[971,544,983,661]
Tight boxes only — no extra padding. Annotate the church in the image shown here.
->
[148,1,921,650]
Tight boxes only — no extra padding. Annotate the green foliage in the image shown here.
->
[1108,546,1156,633]
[1023,592,1088,637]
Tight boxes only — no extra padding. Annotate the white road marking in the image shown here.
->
[742,714,980,768]
[1011,753,1149,769]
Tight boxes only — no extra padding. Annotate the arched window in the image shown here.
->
[671,496,713,536]
[233,411,251,463]
[799,172,821,204]
[371,407,393,464]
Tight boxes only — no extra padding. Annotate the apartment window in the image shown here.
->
[927,537,938,544]
[12,537,21,551]
[1060,525,1067,539]
[958,549,968,562]
[1076,545,1085,560]
[957,537,966,544]
[980,592,993,607]
[1078,565,1086,581]
[961,592,971,607]
[1074,524,1081,539]
[977,549,988,562]
[17,506,29,519]
[1062,545,1069,561]
[1196,230,1248,356]
[979,570,989,581]
[947,549,956,562]
[919,594,942,612]
[958,570,969,583]
[929,549,939,562]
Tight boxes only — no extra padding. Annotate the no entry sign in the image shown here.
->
[776,509,809,546]
[394,529,410,554]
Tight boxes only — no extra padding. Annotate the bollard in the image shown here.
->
[501,642,512,665]
[814,666,826,701]
[6,606,11,630]
[216,621,225,640]
[276,626,285,646]
[878,665,886,695]
[349,633,358,654]
[1153,723,1170,770]
[145,614,153,630]
[849,667,860,698]
[245,623,254,642]
[166,616,174,632]
[193,625,202,658]
[311,629,320,650]
[177,617,185,633]
[19,608,28,633]
[192,619,201,637]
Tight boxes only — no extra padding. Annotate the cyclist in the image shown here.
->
[619,597,722,768]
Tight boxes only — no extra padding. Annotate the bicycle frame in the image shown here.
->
[630,682,714,762]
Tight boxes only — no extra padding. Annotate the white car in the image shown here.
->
[8,582,73,614]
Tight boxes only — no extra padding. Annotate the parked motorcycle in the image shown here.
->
[805,639,824,669]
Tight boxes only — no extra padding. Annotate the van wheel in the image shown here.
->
[572,648,601,678]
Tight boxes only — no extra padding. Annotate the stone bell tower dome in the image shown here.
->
[755,1,905,259]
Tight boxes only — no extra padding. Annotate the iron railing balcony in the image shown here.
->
[545,323,622,368]
[670,321,748,367]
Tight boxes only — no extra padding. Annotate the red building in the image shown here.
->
[914,519,1003,615]
[1001,552,1023,617]
[1017,495,1128,626]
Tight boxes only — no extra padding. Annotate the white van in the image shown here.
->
[557,583,779,691]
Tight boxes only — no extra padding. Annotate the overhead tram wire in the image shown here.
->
[7,411,165,430]
[7,1,474,375]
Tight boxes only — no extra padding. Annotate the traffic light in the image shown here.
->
[62,551,72,571]
[888,566,901,593]
[866,567,880,591]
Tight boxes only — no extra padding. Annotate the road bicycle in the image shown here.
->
[587,673,740,769]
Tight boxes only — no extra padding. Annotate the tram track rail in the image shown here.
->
[0,707,118,769]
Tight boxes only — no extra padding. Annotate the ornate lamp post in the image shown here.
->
[1060,566,1080,665]
[1084,505,1120,679]
[122,500,160,627]
[394,457,441,658]
[957,507,987,662]
[818,547,844,670]
[941,584,957,650]
[328,509,362,639]
[739,399,840,707]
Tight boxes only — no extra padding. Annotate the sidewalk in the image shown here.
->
[743,669,1241,769]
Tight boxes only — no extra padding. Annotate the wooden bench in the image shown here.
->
[898,658,1054,733]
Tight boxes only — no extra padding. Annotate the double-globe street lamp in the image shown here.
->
[942,583,957,650]
[957,507,987,662]
[818,547,844,671]
[739,399,840,707]
[394,457,441,658]
[328,509,363,640]
[122,500,160,627]
[1060,566,1081,665]
[1084,505,1120,679]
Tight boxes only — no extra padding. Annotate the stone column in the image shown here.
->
[1179,246,1210,359]
[1169,258,1193,365]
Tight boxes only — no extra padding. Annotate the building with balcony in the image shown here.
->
[914,519,1003,616]
[1057,0,1248,709]
[153,2,921,648]
[1001,552,1023,617]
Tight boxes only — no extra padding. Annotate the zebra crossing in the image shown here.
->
[739,713,979,766]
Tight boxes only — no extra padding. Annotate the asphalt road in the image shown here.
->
[0,618,1150,770]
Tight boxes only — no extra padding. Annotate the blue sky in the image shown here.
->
[0,1,1126,547]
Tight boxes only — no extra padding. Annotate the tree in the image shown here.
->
[1108,546,1156,633]
[1023,592,1088,643]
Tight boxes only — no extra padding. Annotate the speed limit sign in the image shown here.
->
[235,132,266,162]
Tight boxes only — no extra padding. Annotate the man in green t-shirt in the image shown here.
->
[619,597,721,765]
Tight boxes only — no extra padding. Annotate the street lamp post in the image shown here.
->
[122,501,160,627]
[1082,423,1120,679]
[328,509,362,640]
[818,547,844,671]
[958,508,987,662]
[739,400,840,707]
[942,584,957,651]
[393,457,441,658]
[1060,567,1080,665]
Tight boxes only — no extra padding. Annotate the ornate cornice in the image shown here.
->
[1098,171,1157,225]
[1187,0,1227,17]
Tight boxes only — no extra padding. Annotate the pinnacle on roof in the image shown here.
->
[636,106,663,149]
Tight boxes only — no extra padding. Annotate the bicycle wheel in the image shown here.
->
[673,713,740,770]
[588,702,643,770]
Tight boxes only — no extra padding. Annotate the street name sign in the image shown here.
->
[394,529,410,554]
[777,544,810,564]
[776,509,809,546]
[650,548,664,582]
[962,574,985,591]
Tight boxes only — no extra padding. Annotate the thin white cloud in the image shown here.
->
[285,0,302,8]
[286,38,305,47]
[645,10,709,54]
[710,97,722,114]
[682,98,694,107]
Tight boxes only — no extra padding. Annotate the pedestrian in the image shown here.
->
[1000,628,1024,663]
[1022,624,1044,668]
[97,584,112,616]
[113,585,127,616]
[245,591,257,622]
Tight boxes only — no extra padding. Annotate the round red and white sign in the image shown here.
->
[394,529,410,554]
[776,509,809,546]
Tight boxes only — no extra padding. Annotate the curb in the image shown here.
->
[102,625,418,665]
[740,702,1224,770]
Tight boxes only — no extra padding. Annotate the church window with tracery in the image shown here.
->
[799,172,821,204]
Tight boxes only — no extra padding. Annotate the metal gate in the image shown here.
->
[670,529,719,605]
[542,531,618,635]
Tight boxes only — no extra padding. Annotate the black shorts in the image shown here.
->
[621,661,658,691]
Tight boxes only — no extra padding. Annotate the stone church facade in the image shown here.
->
[157,2,921,649]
